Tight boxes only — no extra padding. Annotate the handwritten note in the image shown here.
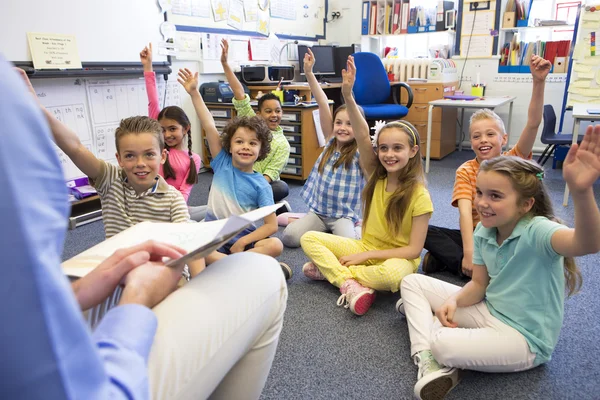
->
[27,32,82,69]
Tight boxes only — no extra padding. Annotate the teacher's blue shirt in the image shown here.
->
[0,55,156,399]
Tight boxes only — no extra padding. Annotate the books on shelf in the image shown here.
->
[363,0,453,36]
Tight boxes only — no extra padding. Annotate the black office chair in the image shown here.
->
[537,105,584,167]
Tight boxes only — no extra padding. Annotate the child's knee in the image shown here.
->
[268,237,284,256]
[430,333,461,367]
[281,228,301,248]
[299,231,320,249]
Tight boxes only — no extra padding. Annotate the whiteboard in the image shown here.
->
[168,0,327,41]
[1,0,167,63]
[30,77,182,182]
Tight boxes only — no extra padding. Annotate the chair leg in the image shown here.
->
[537,145,552,165]
[539,144,556,167]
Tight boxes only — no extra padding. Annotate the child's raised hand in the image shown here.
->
[177,68,199,95]
[435,298,459,328]
[303,48,315,74]
[341,55,356,98]
[563,124,600,194]
[220,39,229,64]
[14,68,37,98]
[139,43,153,67]
[530,55,551,82]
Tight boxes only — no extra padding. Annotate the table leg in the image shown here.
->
[426,104,434,173]
[506,101,514,150]
[563,119,580,206]
[459,108,465,151]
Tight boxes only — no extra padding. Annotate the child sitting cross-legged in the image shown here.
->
[400,125,600,399]
[178,68,291,279]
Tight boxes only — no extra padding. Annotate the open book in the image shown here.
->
[62,204,282,278]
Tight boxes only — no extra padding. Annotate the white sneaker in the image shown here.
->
[396,298,405,317]
[413,351,460,400]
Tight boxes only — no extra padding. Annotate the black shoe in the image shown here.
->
[421,252,445,274]
[275,200,292,216]
[280,262,293,280]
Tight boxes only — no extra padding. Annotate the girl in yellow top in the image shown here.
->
[301,56,433,316]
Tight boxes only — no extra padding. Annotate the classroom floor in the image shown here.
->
[62,150,600,399]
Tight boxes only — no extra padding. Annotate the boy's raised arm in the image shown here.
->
[177,68,222,156]
[341,56,376,177]
[304,48,333,139]
[220,39,246,101]
[16,69,102,180]
[515,55,551,156]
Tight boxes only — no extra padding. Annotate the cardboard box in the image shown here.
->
[503,12,516,28]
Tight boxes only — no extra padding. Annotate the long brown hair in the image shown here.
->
[479,156,581,296]
[362,121,425,237]
[157,106,198,185]
[317,105,364,174]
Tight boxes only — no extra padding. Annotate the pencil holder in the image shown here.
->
[471,86,485,97]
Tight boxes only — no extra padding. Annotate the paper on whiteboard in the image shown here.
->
[191,0,210,17]
[201,33,223,60]
[312,109,326,147]
[227,0,244,30]
[249,38,271,61]
[171,0,192,15]
[243,0,258,21]
[176,32,201,60]
[211,0,228,22]
[271,0,297,20]
[257,7,270,36]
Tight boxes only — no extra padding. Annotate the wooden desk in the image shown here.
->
[201,102,329,180]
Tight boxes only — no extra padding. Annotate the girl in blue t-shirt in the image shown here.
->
[281,49,366,249]
[399,126,600,400]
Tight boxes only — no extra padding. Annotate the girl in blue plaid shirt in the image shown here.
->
[281,48,367,248]
[301,56,433,316]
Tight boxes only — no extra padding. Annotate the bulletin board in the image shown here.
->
[565,7,600,107]
[167,0,328,41]
[457,0,500,57]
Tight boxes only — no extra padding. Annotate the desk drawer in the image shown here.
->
[289,144,302,155]
[281,112,301,122]
[406,105,442,123]
[287,156,302,167]
[285,133,301,144]
[420,138,456,159]
[214,119,230,128]
[209,108,232,118]
[282,165,302,176]
[411,85,443,104]
[281,124,301,133]
[413,122,456,142]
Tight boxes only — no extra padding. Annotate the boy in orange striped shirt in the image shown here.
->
[423,55,552,278]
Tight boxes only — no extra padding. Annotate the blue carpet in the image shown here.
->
[62,150,600,399]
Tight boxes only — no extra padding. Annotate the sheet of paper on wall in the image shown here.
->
[243,0,258,21]
[201,33,223,60]
[257,7,270,36]
[572,80,593,88]
[583,11,600,22]
[249,38,271,60]
[270,0,297,20]
[176,32,202,60]
[582,21,599,29]
[211,0,228,22]
[460,35,493,57]
[461,11,495,36]
[227,0,244,29]
[579,56,600,66]
[578,71,595,79]
[312,109,326,147]
[191,0,210,17]
[268,33,283,63]
[27,32,83,69]
[574,63,593,73]
[569,87,600,97]
[171,0,192,16]
[230,38,250,63]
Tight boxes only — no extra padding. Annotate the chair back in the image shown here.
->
[541,104,557,139]
[352,52,391,105]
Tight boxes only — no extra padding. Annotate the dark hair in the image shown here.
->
[257,93,282,111]
[115,116,164,152]
[157,106,198,185]
[317,105,365,174]
[221,116,272,161]
[479,156,581,296]
[362,121,425,237]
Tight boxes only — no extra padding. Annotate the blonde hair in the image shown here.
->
[479,156,582,296]
[362,121,425,237]
[115,116,165,152]
[470,109,506,135]
[317,105,364,174]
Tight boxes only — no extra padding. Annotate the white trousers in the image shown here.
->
[400,274,536,373]
[148,252,288,399]
[281,211,357,248]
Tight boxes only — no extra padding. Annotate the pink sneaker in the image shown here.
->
[302,262,326,281]
[337,279,376,316]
